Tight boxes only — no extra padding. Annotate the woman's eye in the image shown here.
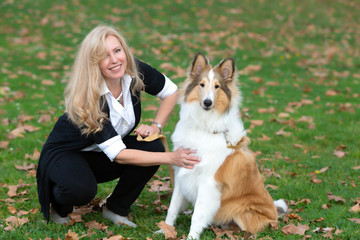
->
[115,48,121,53]
[200,83,205,87]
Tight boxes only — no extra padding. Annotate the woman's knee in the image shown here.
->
[52,181,97,206]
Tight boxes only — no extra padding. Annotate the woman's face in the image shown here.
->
[99,35,127,82]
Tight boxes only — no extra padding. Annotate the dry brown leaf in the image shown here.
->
[0,141,9,149]
[148,180,172,192]
[311,176,323,184]
[333,150,346,158]
[322,204,331,210]
[266,184,279,190]
[69,212,83,223]
[25,148,40,160]
[8,185,18,197]
[238,64,262,75]
[22,124,40,132]
[318,166,330,173]
[8,205,17,214]
[281,223,309,235]
[327,192,346,203]
[38,114,52,123]
[290,199,311,206]
[250,120,264,126]
[42,80,55,86]
[65,229,79,240]
[258,134,271,141]
[211,226,238,239]
[275,128,291,137]
[349,203,360,213]
[288,213,303,221]
[144,105,158,111]
[278,112,290,118]
[15,162,36,171]
[156,221,177,239]
[348,218,360,224]
[6,127,25,139]
[85,220,108,230]
[5,216,29,229]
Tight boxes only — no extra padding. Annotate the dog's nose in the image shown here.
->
[203,99,212,108]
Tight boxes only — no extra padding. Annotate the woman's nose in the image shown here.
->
[110,53,117,63]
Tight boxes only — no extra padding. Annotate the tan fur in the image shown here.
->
[214,137,278,234]
[214,88,230,114]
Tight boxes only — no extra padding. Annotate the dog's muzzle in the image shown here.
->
[202,99,213,110]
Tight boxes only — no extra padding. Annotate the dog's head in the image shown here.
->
[181,53,239,114]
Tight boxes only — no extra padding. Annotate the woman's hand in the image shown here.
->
[134,124,159,137]
[172,147,201,169]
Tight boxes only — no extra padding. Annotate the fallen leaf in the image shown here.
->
[15,162,36,171]
[25,148,40,160]
[65,229,79,240]
[325,89,339,96]
[85,220,108,230]
[156,221,177,239]
[349,203,360,213]
[278,112,290,118]
[318,167,330,173]
[276,128,292,137]
[311,176,323,184]
[144,105,158,111]
[38,114,52,123]
[327,192,346,203]
[238,64,262,75]
[258,134,271,141]
[148,180,172,192]
[6,127,25,139]
[281,223,309,235]
[250,120,264,127]
[348,218,360,224]
[69,212,83,223]
[8,205,17,214]
[42,80,55,86]
[266,184,279,190]
[5,216,29,229]
[0,141,9,149]
[333,150,346,158]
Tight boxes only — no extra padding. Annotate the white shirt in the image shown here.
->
[82,74,177,161]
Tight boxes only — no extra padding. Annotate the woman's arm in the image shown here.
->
[134,91,178,136]
[114,146,200,169]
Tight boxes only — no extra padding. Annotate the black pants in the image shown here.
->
[48,135,163,217]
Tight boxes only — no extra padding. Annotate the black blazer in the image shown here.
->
[36,59,168,221]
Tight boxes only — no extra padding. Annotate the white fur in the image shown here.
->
[164,94,246,239]
[274,199,288,215]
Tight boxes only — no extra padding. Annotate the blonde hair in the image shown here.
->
[64,25,144,135]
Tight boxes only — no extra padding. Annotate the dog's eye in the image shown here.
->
[215,85,220,89]
[200,83,205,87]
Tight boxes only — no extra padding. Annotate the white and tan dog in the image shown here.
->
[162,53,287,239]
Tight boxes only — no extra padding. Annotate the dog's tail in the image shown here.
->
[274,199,288,217]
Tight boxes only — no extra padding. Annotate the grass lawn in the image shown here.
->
[1,0,359,239]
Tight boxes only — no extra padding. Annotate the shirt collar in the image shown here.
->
[101,74,133,96]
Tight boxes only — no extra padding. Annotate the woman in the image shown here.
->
[36,25,200,226]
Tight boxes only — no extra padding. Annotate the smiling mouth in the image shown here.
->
[109,65,121,71]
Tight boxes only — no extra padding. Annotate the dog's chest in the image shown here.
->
[171,124,232,203]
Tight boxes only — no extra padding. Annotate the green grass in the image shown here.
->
[1,0,360,239]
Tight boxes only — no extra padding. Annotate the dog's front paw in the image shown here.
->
[186,234,200,240]
[154,229,164,235]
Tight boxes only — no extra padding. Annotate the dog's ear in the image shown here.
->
[218,58,235,81]
[190,52,208,78]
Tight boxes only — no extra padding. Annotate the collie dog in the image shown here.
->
[162,53,287,239]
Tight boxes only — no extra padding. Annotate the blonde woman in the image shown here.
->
[36,25,200,226]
